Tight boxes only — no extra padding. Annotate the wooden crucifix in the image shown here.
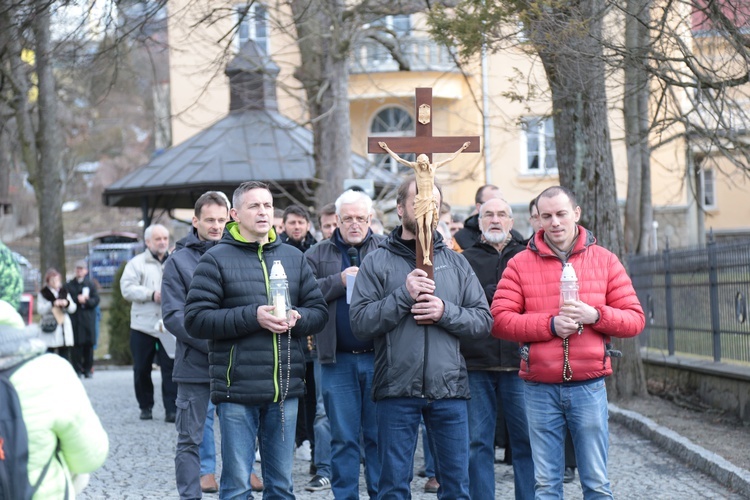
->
[367,87,480,279]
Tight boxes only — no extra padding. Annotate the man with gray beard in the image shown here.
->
[460,198,534,500]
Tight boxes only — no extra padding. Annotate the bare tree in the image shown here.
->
[623,0,654,257]
[428,0,651,397]
[0,0,169,272]
[613,0,750,227]
[0,0,66,274]
[289,0,354,207]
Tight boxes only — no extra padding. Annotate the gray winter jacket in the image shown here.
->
[350,228,492,401]
[161,229,218,383]
[305,229,385,364]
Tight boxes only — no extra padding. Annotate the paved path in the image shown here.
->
[79,368,745,499]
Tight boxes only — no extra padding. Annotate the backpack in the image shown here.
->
[0,355,59,500]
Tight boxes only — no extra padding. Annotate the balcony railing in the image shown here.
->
[349,38,458,74]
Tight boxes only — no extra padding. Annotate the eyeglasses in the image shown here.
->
[340,215,369,225]
[481,211,511,220]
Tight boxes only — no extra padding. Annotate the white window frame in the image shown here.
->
[365,15,411,66]
[235,3,269,54]
[520,116,558,175]
[700,167,717,209]
[368,105,415,174]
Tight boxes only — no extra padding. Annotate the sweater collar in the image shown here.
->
[0,325,47,371]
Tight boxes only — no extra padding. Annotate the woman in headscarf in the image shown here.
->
[37,268,76,362]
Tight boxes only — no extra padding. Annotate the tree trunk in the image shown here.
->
[528,0,647,398]
[612,0,651,399]
[1,1,65,274]
[532,0,622,255]
[623,0,643,255]
[33,1,66,275]
[624,0,654,257]
[0,1,39,184]
[291,0,352,210]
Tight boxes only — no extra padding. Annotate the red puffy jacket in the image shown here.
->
[491,226,644,383]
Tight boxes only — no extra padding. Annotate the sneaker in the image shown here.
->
[564,466,576,484]
[305,475,331,492]
[139,408,152,420]
[424,477,439,493]
[417,468,427,478]
[164,412,176,423]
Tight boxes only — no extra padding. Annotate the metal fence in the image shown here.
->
[628,236,750,364]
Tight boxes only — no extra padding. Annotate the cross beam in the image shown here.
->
[367,87,481,324]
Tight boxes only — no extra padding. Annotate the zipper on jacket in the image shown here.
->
[259,244,281,403]
[226,345,235,396]
[272,332,280,402]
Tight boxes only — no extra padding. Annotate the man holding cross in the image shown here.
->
[350,176,492,499]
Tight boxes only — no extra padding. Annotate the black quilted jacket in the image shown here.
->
[184,223,328,405]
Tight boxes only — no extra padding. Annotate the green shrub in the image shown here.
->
[107,262,132,365]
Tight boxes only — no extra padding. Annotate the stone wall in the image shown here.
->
[643,356,750,423]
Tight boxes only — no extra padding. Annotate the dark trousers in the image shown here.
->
[130,329,177,413]
[296,361,316,451]
[49,346,73,364]
[72,344,94,376]
[175,382,210,500]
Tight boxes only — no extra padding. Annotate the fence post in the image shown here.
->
[663,239,675,356]
[707,231,721,362]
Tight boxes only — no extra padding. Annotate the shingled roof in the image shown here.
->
[103,41,398,212]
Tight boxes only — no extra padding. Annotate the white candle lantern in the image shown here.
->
[269,260,290,319]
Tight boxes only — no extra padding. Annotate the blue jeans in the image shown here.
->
[203,400,259,479]
[200,400,216,476]
[217,399,298,500]
[524,378,612,500]
[321,353,379,499]
[313,358,332,478]
[376,397,470,500]
[467,370,534,500]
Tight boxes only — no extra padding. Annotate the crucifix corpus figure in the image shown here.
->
[379,141,471,265]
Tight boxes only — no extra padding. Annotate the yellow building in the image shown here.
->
[167,1,750,247]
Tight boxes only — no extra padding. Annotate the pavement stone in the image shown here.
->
[79,367,747,499]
